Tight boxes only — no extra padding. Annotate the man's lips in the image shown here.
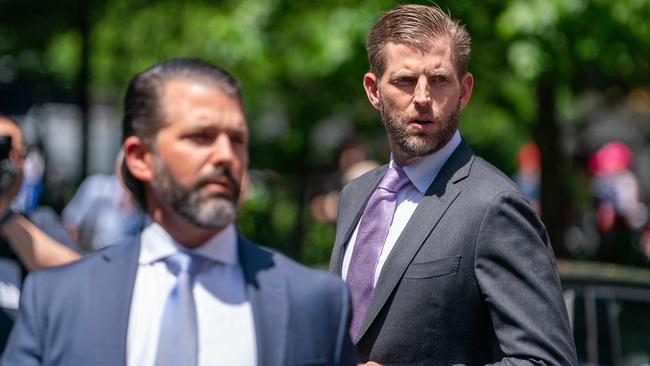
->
[199,177,235,196]
[408,119,435,129]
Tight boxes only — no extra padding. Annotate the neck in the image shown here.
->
[389,140,423,167]
[392,152,421,166]
[149,203,225,249]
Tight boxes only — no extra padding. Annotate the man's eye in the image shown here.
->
[432,75,448,84]
[230,135,246,146]
[188,134,213,144]
[393,77,413,86]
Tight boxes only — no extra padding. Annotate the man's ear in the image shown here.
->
[123,136,154,183]
[363,72,382,110]
[459,72,474,111]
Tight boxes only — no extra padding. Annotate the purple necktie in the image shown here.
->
[346,165,411,339]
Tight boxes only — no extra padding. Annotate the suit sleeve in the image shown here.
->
[1,273,43,366]
[474,191,577,366]
[334,280,356,366]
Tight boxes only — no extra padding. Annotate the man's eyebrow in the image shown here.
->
[432,67,452,75]
[390,68,417,78]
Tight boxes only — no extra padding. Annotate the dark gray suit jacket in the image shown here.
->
[329,140,577,365]
[2,235,355,366]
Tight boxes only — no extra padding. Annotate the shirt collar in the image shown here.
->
[392,130,462,194]
[139,222,238,266]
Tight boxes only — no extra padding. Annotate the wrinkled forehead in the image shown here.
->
[388,36,452,55]
[377,37,455,71]
[383,39,455,67]
[158,78,248,130]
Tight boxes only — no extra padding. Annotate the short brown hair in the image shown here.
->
[367,4,471,78]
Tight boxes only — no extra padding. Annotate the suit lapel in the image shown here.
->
[239,237,289,366]
[328,166,388,274]
[357,141,475,342]
[89,239,140,365]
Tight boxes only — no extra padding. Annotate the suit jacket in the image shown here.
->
[2,235,355,366]
[329,140,577,365]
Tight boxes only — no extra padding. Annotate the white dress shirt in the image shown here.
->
[342,131,462,285]
[127,223,257,366]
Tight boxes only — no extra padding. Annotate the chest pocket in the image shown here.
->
[403,255,461,279]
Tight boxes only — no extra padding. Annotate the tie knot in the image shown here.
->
[164,251,206,276]
[378,165,411,193]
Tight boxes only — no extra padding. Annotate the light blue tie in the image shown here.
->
[155,252,205,366]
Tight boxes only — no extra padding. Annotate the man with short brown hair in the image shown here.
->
[330,4,577,365]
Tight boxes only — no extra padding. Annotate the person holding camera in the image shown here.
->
[0,115,80,352]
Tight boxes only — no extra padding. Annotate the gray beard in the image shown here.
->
[381,98,460,157]
[151,157,238,230]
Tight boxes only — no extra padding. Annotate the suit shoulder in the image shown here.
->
[249,243,346,295]
[276,250,344,288]
[28,242,134,285]
[265,250,349,319]
[465,156,522,199]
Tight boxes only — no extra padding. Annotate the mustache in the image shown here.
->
[405,111,441,123]
[195,166,239,192]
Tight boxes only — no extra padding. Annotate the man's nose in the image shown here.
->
[209,134,236,166]
[413,76,431,106]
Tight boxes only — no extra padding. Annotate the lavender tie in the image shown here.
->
[346,165,411,339]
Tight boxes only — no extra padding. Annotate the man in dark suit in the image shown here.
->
[329,4,577,365]
[2,59,355,366]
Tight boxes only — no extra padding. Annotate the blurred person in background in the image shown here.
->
[589,141,648,264]
[513,142,541,214]
[0,115,80,352]
[311,141,379,224]
[11,144,77,251]
[1,59,354,366]
[62,151,147,252]
[329,4,576,365]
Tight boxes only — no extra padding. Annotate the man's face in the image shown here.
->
[363,41,473,165]
[150,79,248,230]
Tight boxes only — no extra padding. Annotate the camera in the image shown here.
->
[0,135,17,194]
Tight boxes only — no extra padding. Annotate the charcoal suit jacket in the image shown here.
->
[329,139,577,365]
[2,235,355,366]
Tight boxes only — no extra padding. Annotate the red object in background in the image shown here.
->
[588,141,632,176]
[517,142,541,173]
[596,201,617,233]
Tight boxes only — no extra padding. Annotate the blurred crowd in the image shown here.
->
[0,115,145,350]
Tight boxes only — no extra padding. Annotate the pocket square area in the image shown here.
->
[403,255,461,279]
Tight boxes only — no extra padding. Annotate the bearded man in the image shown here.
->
[329,4,577,365]
[2,59,355,366]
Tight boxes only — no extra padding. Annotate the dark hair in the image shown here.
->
[121,58,242,210]
[367,4,471,78]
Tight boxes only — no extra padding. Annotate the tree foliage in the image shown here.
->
[1,0,650,263]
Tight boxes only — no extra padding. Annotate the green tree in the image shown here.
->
[2,0,650,264]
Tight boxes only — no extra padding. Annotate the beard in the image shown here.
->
[380,95,460,158]
[151,156,239,230]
